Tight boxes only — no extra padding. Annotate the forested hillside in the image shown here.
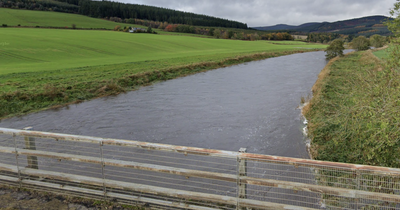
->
[256,16,391,37]
[0,0,248,28]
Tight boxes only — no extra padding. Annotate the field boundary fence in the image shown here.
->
[0,127,400,209]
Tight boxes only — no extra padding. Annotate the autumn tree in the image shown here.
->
[165,24,177,32]
[221,31,229,39]
[114,25,121,31]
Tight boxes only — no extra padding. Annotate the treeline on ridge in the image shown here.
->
[111,18,293,41]
[0,0,248,29]
[0,0,79,13]
[306,32,360,43]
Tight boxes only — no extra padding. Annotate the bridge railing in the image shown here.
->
[0,127,399,209]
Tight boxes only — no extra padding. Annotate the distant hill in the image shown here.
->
[254,22,321,31]
[255,16,392,36]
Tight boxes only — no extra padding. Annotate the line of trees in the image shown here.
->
[0,0,79,13]
[325,34,388,60]
[75,0,248,29]
[104,17,293,41]
[306,32,342,43]
[307,32,392,44]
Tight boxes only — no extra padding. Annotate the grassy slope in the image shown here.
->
[304,51,400,167]
[0,7,138,29]
[0,8,249,37]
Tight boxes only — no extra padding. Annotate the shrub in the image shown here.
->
[350,36,370,51]
[370,34,386,48]
[2,24,7,27]
[325,39,345,59]
[114,25,121,31]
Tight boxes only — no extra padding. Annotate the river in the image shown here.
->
[0,51,329,158]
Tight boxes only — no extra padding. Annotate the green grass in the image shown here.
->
[304,51,400,167]
[0,27,326,119]
[0,7,136,29]
[0,28,326,76]
[373,48,390,59]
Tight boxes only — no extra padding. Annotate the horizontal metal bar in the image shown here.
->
[0,175,219,210]
[105,192,220,210]
[0,127,237,157]
[240,153,400,175]
[2,127,400,175]
[0,146,237,183]
[0,174,19,182]
[0,162,317,210]
[237,198,317,210]
[0,162,238,205]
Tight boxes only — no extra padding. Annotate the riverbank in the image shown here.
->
[303,49,400,167]
[0,49,322,120]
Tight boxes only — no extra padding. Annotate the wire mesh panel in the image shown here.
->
[101,144,238,210]
[242,155,400,209]
[1,127,400,210]
[245,158,321,208]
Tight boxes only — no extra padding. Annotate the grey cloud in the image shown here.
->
[120,0,395,27]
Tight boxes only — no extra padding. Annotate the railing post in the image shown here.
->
[356,169,360,210]
[23,127,38,169]
[100,141,107,201]
[12,132,22,188]
[237,147,247,209]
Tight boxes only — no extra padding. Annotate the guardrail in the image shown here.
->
[0,127,400,209]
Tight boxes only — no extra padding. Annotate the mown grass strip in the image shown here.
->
[304,50,400,167]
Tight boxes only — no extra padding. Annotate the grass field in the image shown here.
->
[0,8,208,37]
[0,28,326,75]
[0,27,326,119]
[373,48,390,59]
[0,8,133,29]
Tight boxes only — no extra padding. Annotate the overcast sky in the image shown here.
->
[116,0,395,27]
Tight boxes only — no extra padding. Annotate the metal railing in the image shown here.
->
[0,127,400,209]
